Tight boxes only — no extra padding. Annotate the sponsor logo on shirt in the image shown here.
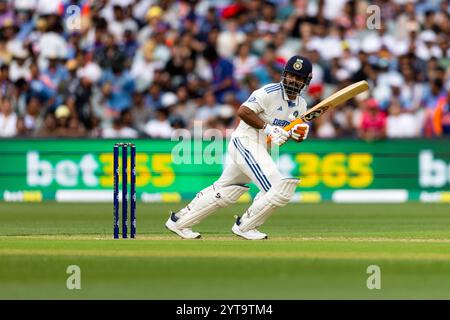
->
[273,118,290,127]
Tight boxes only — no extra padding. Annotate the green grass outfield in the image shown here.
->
[1,202,450,299]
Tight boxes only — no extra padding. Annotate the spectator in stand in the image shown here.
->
[11,77,28,116]
[94,33,126,70]
[89,116,102,138]
[386,101,419,138]
[0,98,17,137]
[236,74,260,103]
[137,5,164,45]
[99,59,135,116]
[196,90,220,122]
[119,108,138,138]
[145,82,163,111]
[41,53,68,93]
[0,0,14,30]
[0,0,447,139]
[144,107,173,139]
[314,112,338,138]
[28,62,57,111]
[107,4,138,44]
[399,67,425,112]
[216,104,236,138]
[202,45,236,104]
[257,0,279,35]
[53,104,86,137]
[149,24,171,64]
[359,98,387,142]
[171,85,197,128]
[0,63,14,100]
[1,9,17,47]
[35,111,56,137]
[431,85,450,136]
[131,91,152,136]
[197,6,220,44]
[0,35,11,65]
[251,44,280,85]
[159,91,180,127]
[422,78,447,137]
[131,39,163,91]
[217,17,246,59]
[8,45,31,82]
[15,116,29,136]
[123,28,139,60]
[102,108,138,139]
[379,75,407,111]
[23,95,42,135]
[233,41,259,82]
[309,83,344,138]
[69,67,96,130]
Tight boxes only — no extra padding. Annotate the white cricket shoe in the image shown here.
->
[231,216,268,240]
[165,212,201,239]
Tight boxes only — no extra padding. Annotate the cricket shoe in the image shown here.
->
[231,216,268,240]
[165,212,201,239]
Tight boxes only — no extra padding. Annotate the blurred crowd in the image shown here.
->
[0,0,449,140]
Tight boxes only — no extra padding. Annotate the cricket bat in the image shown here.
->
[283,80,369,133]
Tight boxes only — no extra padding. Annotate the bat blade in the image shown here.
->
[284,80,369,132]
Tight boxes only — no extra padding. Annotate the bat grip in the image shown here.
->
[282,119,304,132]
[265,119,304,144]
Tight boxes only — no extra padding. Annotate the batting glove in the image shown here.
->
[290,123,309,143]
[264,124,290,146]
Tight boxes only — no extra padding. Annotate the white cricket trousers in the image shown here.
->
[215,136,283,192]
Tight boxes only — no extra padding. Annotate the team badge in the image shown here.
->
[293,59,303,70]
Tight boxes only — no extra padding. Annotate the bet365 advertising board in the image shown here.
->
[0,138,449,203]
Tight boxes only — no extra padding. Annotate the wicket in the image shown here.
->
[113,143,136,239]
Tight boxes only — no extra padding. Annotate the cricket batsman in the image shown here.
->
[166,55,312,240]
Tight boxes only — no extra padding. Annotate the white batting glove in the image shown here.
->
[264,124,290,146]
[290,123,309,143]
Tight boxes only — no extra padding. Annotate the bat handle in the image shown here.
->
[265,118,304,144]
[283,118,304,132]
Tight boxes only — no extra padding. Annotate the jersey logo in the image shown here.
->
[273,118,290,127]
[277,106,282,111]
[293,110,299,117]
[247,96,256,103]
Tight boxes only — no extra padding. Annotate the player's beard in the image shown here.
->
[281,76,306,97]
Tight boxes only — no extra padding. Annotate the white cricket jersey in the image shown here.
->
[232,82,308,144]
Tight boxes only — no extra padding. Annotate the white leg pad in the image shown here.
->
[238,178,298,232]
[175,184,249,228]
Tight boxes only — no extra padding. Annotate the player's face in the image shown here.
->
[282,72,307,97]
[285,72,306,86]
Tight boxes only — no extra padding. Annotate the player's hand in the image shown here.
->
[290,123,309,143]
[264,124,290,146]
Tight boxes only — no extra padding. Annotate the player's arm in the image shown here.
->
[236,106,265,129]
[237,105,289,145]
